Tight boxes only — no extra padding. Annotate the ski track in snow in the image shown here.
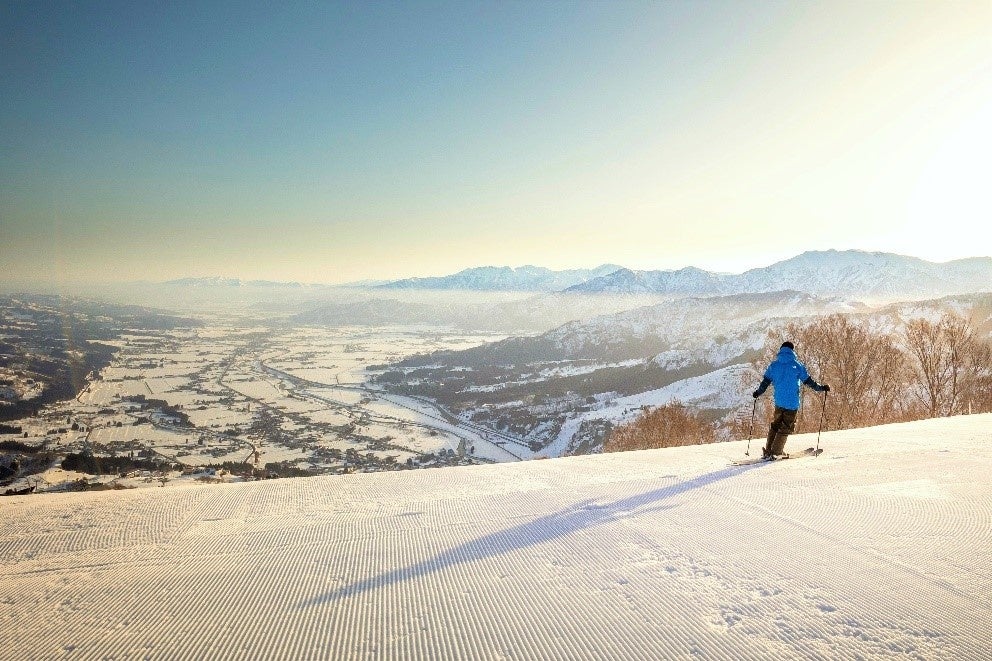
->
[2,414,991,659]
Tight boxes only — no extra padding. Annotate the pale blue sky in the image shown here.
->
[2,1,990,284]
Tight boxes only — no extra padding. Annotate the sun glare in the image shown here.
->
[906,100,992,260]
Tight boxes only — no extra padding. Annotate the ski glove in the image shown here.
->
[822,384,830,392]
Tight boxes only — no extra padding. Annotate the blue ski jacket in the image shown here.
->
[754,346,826,411]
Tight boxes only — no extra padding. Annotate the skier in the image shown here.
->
[752,341,829,458]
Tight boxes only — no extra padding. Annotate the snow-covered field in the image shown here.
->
[29,322,514,477]
[2,414,990,659]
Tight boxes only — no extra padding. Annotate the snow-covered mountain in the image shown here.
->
[4,414,990,659]
[379,264,624,291]
[565,266,726,295]
[160,250,991,300]
[569,250,992,300]
[735,250,992,298]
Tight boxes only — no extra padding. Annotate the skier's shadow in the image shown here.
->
[300,463,758,607]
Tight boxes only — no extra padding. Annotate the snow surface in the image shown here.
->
[2,414,991,659]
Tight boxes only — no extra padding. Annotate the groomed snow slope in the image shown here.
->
[3,414,991,659]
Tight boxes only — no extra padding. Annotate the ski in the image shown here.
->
[731,446,822,466]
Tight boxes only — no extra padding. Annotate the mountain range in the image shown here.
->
[377,264,624,292]
[379,250,992,300]
[157,250,992,302]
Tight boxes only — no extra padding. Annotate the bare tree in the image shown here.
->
[745,310,991,433]
[784,315,909,429]
[604,401,716,453]
[903,312,985,417]
[966,338,992,414]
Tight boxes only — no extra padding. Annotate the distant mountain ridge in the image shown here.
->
[568,266,726,295]
[378,265,624,292]
[570,250,992,300]
[163,277,311,288]
[376,250,992,299]
[730,251,992,299]
[161,250,992,300]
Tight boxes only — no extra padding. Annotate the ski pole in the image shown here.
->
[815,390,828,455]
[745,397,757,456]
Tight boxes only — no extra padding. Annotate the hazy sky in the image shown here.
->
[2,1,990,284]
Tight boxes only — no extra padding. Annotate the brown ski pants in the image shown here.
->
[765,406,798,455]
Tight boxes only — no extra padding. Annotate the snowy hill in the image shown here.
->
[541,290,861,359]
[417,290,863,366]
[3,414,991,659]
